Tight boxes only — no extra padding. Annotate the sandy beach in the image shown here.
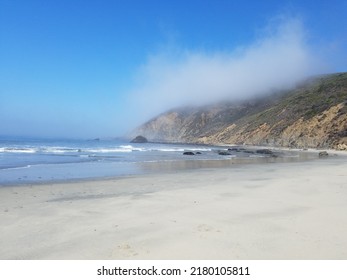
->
[1,155,347,260]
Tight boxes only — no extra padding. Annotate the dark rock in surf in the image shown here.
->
[319,151,329,157]
[256,149,273,155]
[183,151,195,155]
[218,151,232,156]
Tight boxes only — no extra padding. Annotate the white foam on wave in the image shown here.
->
[1,145,88,154]
[87,145,147,153]
[87,148,132,153]
[120,145,133,149]
[120,145,146,152]
[185,148,212,152]
[0,147,37,153]
[155,148,185,152]
[42,147,68,153]
[0,144,213,155]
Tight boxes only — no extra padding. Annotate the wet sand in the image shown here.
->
[0,156,347,259]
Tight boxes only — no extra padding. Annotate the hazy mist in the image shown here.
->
[125,17,328,131]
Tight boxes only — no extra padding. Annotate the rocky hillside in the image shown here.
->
[134,73,347,150]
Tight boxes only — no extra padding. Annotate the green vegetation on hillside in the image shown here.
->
[137,73,347,149]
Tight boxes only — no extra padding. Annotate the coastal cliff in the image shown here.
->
[134,73,347,150]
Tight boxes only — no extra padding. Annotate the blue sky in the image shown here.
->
[1,0,346,138]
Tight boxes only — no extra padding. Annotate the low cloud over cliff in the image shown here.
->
[126,16,327,126]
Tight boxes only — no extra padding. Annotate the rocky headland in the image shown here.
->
[133,73,347,150]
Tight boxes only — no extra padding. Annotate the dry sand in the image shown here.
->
[0,156,346,259]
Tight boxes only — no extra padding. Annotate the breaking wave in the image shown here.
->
[0,145,212,154]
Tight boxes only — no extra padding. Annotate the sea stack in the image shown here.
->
[130,135,148,143]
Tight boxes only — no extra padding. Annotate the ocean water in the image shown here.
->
[0,136,306,185]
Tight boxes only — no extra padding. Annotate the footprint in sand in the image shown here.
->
[197,224,214,232]
[115,243,139,257]
[196,224,221,237]
[112,243,150,258]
